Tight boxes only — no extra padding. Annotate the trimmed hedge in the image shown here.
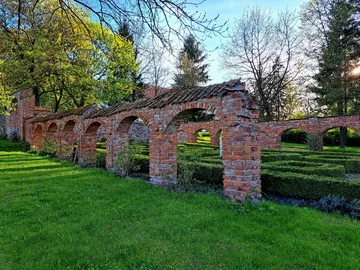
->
[133,155,223,184]
[261,153,302,163]
[303,155,360,173]
[261,161,346,178]
[261,170,360,201]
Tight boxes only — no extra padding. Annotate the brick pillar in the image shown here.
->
[59,133,75,160]
[222,123,261,202]
[149,131,177,185]
[308,132,323,151]
[187,131,197,143]
[108,133,131,172]
[210,132,220,146]
[78,134,97,167]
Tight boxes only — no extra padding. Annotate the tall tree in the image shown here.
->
[173,35,209,90]
[0,0,138,111]
[303,0,360,147]
[220,6,302,121]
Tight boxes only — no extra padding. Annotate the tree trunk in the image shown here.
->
[339,127,347,148]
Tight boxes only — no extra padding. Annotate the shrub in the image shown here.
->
[96,151,106,168]
[41,138,57,157]
[261,161,346,178]
[303,155,360,173]
[261,153,302,163]
[261,170,360,201]
[114,146,141,177]
[281,129,307,144]
[312,195,360,220]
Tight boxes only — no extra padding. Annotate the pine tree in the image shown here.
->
[173,35,209,90]
[311,0,360,147]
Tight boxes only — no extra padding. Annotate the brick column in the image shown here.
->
[149,131,177,185]
[308,132,323,151]
[59,133,75,160]
[210,133,220,146]
[108,132,131,172]
[222,123,261,202]
[78,134,97,167]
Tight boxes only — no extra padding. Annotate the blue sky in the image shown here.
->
[193,0,308,84]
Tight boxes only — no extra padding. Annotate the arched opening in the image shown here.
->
[60,120,76,160]
[113,116,150,178]
[32,125,43,149]
[79,121,107,167]
[151,108,221,189]
[42,122,58,156]
[280,128,308,150]
[323,127,360,152]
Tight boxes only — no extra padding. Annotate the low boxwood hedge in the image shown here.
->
[303,155,360,173]
[261,161,346,178]
[261,170,360,201]
[132,155,223,184]
[261,153,302,163]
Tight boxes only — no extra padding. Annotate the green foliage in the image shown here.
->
[304,155,360,173]
[173,35,209,90]
[41,138,57,157]
[262,160,346,178]
[262,169,360,201]
[0,0,138,111]
[324,128,360,146]
[96,151,106,168]
[281,129,307,144]
[310,0,360,116]
[261,152,302,163]
[114,146,140,177]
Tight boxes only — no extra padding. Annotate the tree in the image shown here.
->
[173,35,209,90]
[303,0,360,147]
[220,6,302,121]
[0,0,138,111]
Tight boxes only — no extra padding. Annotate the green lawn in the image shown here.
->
[1,140,360,269]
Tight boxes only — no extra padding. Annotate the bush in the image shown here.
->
[261,153,302,163]
[303,155,360,173]
[41,138,57,157]
[114,146,141,177]
[281,129,307,144]
[312,195,360,220]
[96,151,106,168]
[261,161,346,178]
[261,170,360,201]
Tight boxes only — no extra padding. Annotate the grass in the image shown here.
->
[281,142,360,153]
[1,139,360,269]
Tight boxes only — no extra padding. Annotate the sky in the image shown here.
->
[186,0,308,85]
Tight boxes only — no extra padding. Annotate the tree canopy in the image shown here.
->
[0,0,138,112]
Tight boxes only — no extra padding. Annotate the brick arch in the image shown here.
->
[276,126,311,137]
[116,115,150,133]
[31,124,44,149]
[46,122,58,134]
[84,120,106,135]
[62,119,77,133]
[163,103,218,132]
[59,120,77,159]
[116,113,150,129]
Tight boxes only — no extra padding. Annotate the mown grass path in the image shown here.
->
[1,141,360,269]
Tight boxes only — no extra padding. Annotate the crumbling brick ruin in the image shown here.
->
[4,79,359,201]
